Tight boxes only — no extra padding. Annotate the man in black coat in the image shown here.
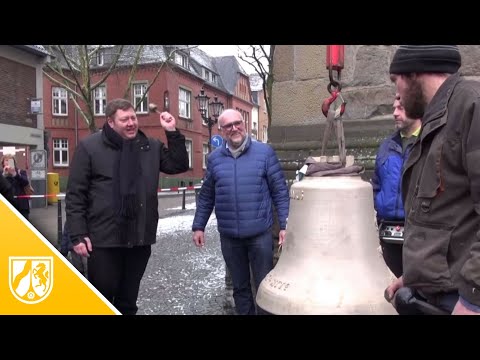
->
[66,98,189,315]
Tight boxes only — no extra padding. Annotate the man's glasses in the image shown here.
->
[221,120,243,131]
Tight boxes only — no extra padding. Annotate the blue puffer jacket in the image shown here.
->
[371,131,414,221]
[192,137,290,238]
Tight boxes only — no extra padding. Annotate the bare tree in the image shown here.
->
[237,45,275,128]
[43,45,191,134]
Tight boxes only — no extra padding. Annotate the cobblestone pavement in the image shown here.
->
[30,193,235,315]
[137,200,235,315]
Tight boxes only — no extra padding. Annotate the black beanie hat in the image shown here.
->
[389,45,461,74]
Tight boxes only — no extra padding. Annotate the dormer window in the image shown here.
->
[202,69,217,84]
[203,69,211,81]
[175,52,188,68]
[96,50,104,66]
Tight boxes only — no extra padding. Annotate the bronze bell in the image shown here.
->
[256,168,396,315]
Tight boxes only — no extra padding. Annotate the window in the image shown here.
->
[203,69,211,81]
[93,86,106,115]
[179,88,191,119]
[96,50,104,66]
[175,53,188,68]
[53,138,69,167]
[263,125,268,142]
[202,69,217,85]
[252,122,258,140]
[185,139,193,168]
[52,87,68,115]
[133,83,148,113]
[203,144,209,169]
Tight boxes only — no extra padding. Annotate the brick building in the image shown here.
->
[249,74,269,143]
[0,45,50,207]
[42,45,254,189]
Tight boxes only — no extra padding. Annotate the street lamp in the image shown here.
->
[195,88,224,153]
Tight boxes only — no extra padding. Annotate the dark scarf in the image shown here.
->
[102,122,141,242]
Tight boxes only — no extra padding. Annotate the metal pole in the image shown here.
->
[57,199,63,249]
[182,189,186,210]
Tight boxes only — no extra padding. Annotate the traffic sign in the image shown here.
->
[31,150,47,169]
[31,170,46,180]
[211,135,223,148]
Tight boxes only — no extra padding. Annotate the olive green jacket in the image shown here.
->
[402,73,480,306]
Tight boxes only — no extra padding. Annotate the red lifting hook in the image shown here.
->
[323,45,346,117]
[326,45,344,71]
[322,91,346,118]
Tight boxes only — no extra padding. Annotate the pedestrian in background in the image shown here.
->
[1,155,31,220]
[192,108,290,315]
[66,98,189,315]
[372,93,421,278]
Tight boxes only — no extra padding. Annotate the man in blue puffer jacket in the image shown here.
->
[372,94,421,277]
[192,109,290,315]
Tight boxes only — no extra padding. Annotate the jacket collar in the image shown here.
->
[101,128,149,149]
[221,135,252,157]
[422,72,461,125]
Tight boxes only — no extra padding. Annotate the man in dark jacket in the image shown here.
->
[192,109,290,315]
[386,45,480,315]
[66,98,188,315]
[372,94,421,277]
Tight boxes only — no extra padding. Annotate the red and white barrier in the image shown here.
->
[158,185,201,193]
[13,185,202,199]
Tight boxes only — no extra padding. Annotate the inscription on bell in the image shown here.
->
[290,189,304,200]
[265,274,290,291]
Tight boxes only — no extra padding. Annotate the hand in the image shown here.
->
[193,230,205,248]
[278,230,286,247]
[160,111,176,131]
[452,300,480,315]
[385,275,404,302]
[73,236,92,257]
[5,166,15,176]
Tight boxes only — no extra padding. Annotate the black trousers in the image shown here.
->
[381,242,403,278]
[87,245,151,315]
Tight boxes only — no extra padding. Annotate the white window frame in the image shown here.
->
[53,138,69,167]
[175,52,188,68]
[93,86,106,115]
[203,68,211,81]
[52,87,68,116]
[133,83,148,113]
[179,88,191,119]
[185,139,193,168]
[96,50,104,66]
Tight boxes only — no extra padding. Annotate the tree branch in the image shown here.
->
[91,45,125,90]
[123,45,145,99]
[42,70,83,99]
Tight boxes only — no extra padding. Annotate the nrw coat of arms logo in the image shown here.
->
[9,257,54,304]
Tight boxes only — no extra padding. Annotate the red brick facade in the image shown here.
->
[43,61,253,184]
[0,56,37,128]
[257,89,269,142]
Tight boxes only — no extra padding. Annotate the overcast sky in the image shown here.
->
[198,45,268,75]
